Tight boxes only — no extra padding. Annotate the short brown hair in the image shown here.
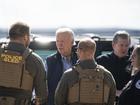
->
[9,22,30,39]
[78,38,96,53]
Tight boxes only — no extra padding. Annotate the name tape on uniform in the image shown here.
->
[0,53,23,63]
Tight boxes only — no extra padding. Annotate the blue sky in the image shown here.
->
[0,0,140,29]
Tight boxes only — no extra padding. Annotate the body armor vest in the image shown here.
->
[0,46,33,105]
[68,65,110,104]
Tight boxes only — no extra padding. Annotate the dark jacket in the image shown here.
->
[118,70,140,105]
[96,52,131,90]
[46,47,78,105]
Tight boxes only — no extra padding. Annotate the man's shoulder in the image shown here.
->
[64,68,73,74]
[27,49,44,64]
[97,52,112,58]
[98,65,116,87]
[97,65,112,76]
[45,52,62,67]
[96,52,112,61]
[97,65,107,72]
[46,52,61,60]
[64,64,81,75]
[63,67,78,80]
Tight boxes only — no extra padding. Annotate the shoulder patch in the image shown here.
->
[135,80,140,89]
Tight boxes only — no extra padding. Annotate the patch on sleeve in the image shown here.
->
[135,80,140,89]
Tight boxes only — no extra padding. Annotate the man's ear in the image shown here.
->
[24,34,29,41]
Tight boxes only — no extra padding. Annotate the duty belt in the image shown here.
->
[0,96,30,105]
[0,86,32,105]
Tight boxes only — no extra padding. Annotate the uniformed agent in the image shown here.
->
[0,22,47,105]
[118,45,140,105]
[55,37,116,105]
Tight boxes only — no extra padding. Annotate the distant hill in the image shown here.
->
[0,28,8,38]
[73,28,140,37]
[0,27,140,38]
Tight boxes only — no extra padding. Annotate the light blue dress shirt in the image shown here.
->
[61,56,72,71]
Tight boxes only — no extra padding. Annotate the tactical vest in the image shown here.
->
[0,46,33,105]
[68,65,110,104]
